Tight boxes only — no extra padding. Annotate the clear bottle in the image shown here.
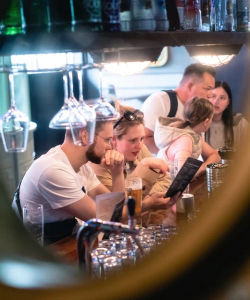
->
[210,0,216,31]
[217,0,226,31]
[236,0,250,32]
[71,0,102,32]
[101,0,121,32]
[120,0,131,32]
[130,0,155,31]
[175,0,185,30]
[151,0,168,31]
[183,0,202,31]
[210,0,226,31]
[201,0,210,32]
[223,0,236,31]
[1,0,25,35]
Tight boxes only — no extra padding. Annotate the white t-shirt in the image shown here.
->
[19,146,100,223]
[141,91,184,131]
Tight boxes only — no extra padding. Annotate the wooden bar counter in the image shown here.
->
[46,174,209,264]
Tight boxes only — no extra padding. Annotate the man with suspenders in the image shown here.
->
[141,63,216,154]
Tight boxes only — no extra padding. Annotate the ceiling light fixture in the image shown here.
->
[90,47,167,76]
[186,45,242,67]
[193,54,235,67]
[103,61,151,76]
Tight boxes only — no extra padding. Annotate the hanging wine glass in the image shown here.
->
[73,65,96,146]
[49,69,71,129]
[93,64,120,121]
[66,66,95,146]
[49,67,81,129]
[0,69,29,153]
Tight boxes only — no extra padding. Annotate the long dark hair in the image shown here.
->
[205,81,234,147]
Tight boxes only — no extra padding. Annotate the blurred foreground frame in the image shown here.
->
[0,50,250,300]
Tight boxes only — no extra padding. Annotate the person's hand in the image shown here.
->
[141,157,169,175]
[193,164,206,180]
[142,192,171,211]
[143,191,182,211]
[101,150,124,175]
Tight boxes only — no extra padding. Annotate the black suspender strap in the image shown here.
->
[13,181,23,219]
[162,90,178,117]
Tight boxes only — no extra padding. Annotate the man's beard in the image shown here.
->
[86,142,102,164]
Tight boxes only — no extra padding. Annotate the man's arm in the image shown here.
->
[101,149,125,193]
[88,150,125,194]
[58,194,96,221]
[144,127,159,154]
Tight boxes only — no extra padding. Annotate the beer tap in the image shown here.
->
[127,195,136,229]
[126,196,144,256]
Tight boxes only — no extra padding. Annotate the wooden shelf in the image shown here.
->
[0,31,249,55]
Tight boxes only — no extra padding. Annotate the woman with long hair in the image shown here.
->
[205,81,248,150]
[88,102,173,213]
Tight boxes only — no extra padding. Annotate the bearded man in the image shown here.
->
[14,121,124,243]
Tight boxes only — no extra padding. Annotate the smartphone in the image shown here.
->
[164,157,203,200]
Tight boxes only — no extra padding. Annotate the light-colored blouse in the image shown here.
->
[206,113,249,149]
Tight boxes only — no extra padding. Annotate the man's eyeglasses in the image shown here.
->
[97,135,113,145]
[113,110,144,129]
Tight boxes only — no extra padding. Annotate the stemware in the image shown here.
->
[0,70,29,153]
[93,65,120,121]
[49,66,96,148]
[71,66,96,146]
[49,67,85,130]
[49,69,72,129]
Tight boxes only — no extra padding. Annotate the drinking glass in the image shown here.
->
[23,202,44,246]
[125,177,142,226]
[49,69,72,129]
[68,68,94,146]
[206,163,228,194]
[93,65,120,121]
[0,71,29,153]
[176,193,195,223]
[49,67,82,130]
[102,255,122,278]
[73,65,96,146]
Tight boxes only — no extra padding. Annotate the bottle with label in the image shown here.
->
[223,0,236,31]
[71,0,102,32]
[120,0,131,32]
[201,0,210,32]
[1,0,25,35]
[130,0,155,31]
[22,0,50,33]
[183,0,202,31]
[236,0,250,32]
[101,0,121,32]
[151,0,168,31]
